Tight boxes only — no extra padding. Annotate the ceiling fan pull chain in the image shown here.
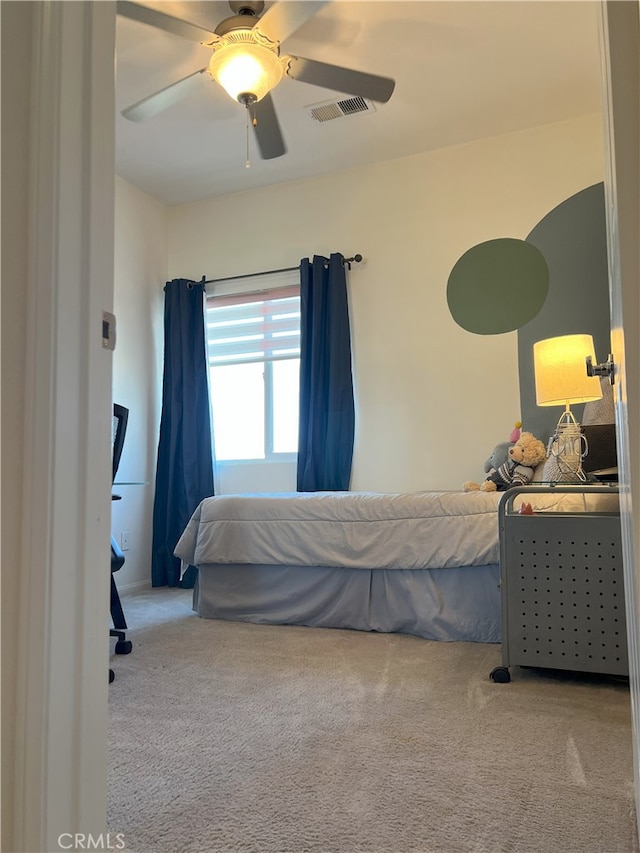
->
[245,106,251,169]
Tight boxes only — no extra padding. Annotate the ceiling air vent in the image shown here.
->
[308,96,376,124]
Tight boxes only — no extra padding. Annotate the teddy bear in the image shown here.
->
[464,431,547,492]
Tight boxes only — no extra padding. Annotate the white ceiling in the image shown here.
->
[115,0,603,206]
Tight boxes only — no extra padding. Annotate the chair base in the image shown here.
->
[110,628,132,655]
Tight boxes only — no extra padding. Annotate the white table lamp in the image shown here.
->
[533,334,602,482]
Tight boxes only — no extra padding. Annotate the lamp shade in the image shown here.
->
[533,334,602,407]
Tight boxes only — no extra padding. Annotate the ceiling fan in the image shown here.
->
[117,0,396,160]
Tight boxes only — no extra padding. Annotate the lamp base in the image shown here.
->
[542,410,588,484]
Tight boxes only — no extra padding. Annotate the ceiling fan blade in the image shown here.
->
[121,68,208,121]
[285,55,395,103]
[255,1,329,45]
[251,94,286,160]
[116,1,217,45]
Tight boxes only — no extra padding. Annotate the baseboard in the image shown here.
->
[118,579,152,594]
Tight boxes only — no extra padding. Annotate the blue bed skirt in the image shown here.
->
[193,562,501,643]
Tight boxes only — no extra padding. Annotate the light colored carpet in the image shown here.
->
[108,587,638,853]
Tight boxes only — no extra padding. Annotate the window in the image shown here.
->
[206,280,300,462]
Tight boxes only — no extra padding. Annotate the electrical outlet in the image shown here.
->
[120,530,130,551]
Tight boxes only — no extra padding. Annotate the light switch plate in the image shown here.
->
[102,311,116,350]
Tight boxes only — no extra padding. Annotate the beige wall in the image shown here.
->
[167,113,605,492]
[112,177,167,589]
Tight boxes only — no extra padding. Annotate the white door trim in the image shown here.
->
[14,2,116,849]
[598,0,640,842]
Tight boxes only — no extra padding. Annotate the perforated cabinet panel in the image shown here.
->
[499,490,627,678]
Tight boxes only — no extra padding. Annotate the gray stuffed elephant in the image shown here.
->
[483,441,514,474]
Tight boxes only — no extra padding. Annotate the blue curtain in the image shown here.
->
[297,254,355,491]
[152,279,214,587]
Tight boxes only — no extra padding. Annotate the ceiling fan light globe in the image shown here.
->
[208,43,283,103]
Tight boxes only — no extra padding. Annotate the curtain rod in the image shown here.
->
[203,254,363,286]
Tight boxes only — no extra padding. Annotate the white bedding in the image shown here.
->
[175,488,620,572]
[176,490,500,571]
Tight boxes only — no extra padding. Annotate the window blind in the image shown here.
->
[206,285,300,366]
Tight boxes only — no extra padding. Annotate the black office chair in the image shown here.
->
[110,404,132,683]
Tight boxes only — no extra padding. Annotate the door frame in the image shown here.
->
[12,2,116,849]
[599,0,640,839]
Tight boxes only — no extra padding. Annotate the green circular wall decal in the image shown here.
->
[447,238,549,335]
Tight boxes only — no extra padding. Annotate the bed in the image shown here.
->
[174,490,505,642]
[174,488,618,644]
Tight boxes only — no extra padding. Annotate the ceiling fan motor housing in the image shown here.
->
[215,16,258,37]
[228,1,265,18]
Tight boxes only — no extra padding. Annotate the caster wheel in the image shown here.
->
[109,669,115,684]
[490,666,511,683]
[115,639,133,655]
